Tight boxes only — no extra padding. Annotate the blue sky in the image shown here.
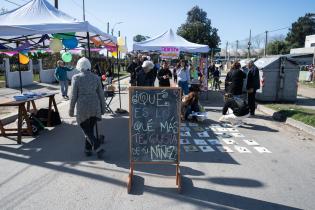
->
[2,0,315,50]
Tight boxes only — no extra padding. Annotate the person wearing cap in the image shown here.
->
[136,60,156,86]
[69,57,105,157]
[54,60,73,99]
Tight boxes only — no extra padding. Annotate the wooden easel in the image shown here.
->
[127,161,182,193]
[127,87,182,193]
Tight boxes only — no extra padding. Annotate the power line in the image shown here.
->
[269,26,290,33]
[4,0,21,6]
[227,26,290,48]
[69,0,108,25]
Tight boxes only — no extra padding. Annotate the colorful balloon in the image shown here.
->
[62,38,78,49]
[91,37,102,47]
[49,39,63,53]
[52,32,75,40]
[111,51,117,58]
[19,53,30,65]
[61,52,72,63]
[117,36,125,46]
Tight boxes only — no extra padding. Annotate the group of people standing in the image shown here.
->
[127,55,205,96]
[224,60,260,117]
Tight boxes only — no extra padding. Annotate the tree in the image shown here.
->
[177,6,220,50]
[286,13,315,48]
[133,35,150,42]
[266,40,290,55]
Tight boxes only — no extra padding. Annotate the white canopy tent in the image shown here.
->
[133,29,209,53]
[0,0,117,47]
[0,0,117,93]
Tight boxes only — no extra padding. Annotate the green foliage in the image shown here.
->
[286,13,315,48]
[177,6,220,49]
[267,104,315,127]
[133,35,150,42]
[266,40,290,55]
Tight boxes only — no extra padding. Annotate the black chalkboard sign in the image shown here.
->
[129,87,181,163]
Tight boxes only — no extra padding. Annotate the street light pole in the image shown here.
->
[82,0,86,21]
[248,29,252,58]
[54,0,58,9]
[111,22,123,36]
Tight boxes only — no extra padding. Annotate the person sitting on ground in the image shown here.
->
[136,60,156,86]
[222,95,249,117]
[181,91,200,121]
[54,60,73,99]
[69,57,105,157]
[157,60,172,87]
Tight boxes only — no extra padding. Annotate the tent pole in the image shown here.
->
[87,32,91,59]
[17,42,23,94]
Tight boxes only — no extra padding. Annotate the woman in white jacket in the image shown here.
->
[69,57,105,157]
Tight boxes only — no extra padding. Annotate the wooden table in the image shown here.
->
[0,93,59,144]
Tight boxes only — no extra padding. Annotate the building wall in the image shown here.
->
[305,35,315,48]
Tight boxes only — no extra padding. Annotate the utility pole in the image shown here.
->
[264,30,268,57]
[82,0,86,21]
[54,0,58,9]
[225,41,228,61]
[236,40,239,60]
[248,29,252,58]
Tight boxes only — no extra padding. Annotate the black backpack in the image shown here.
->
[21,114,45,135]
[35,108,61,126]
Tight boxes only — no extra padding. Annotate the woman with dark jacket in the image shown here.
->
[246,61,260,115]
[225,62,246,96]
[93,64,104,89]
[157,60,172,87]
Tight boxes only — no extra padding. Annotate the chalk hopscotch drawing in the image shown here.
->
[197,131,210,138]
[194,139,208,145]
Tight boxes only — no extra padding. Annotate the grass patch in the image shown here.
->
[266,104,315,127]
[300,81,315,88]
[33,73,40,82]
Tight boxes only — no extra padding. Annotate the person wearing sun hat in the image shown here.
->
[69,57,105,157]
[136,60,156,86]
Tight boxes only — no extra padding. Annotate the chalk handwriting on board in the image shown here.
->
[132,90,170,107]
[130,87,180,162]
[150,145,176,161]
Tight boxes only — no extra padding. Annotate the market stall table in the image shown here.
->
[0,93,59,144]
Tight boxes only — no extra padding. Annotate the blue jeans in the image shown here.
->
[178,80,189,95]
[59,80,68,97]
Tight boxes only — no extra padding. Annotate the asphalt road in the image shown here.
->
[0,80,314,210]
